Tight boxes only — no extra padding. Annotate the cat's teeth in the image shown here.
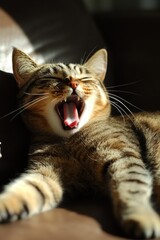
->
[64,98,67,102]
[77,97,80,101]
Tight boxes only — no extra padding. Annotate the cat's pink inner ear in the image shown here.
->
[12,48,37,88]
[84,49,108,82]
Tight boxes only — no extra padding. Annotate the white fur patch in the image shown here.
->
[45,96,96,138]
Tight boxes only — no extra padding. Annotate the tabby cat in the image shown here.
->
[0,48,160,239]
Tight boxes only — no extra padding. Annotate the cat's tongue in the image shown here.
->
[63,102,79,128]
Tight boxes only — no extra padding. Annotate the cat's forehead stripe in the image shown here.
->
[39,64,90,79]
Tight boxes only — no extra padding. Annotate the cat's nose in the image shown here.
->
[68,81,79,89]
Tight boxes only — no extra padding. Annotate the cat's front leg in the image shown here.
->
[0,162,63,223]
[106,156,160,239]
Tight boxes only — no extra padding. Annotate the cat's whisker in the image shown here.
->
[0,104,31,119]
[24,92,49,96]
[109,95,135,118]
[0,96,48,119]
[81,46,97,64]
[110,101,126,125]
[109,93,143,112]
[107,81,139,89]
[111,100,135,125]
[81,78,97,82]
[0,96,48,120]
[108,89,140,96]
[11,96,49,120]
[81,51,87,65]
[111,101,128,118]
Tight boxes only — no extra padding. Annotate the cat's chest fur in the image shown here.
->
[66,117,138,161]
[29,116,141,193]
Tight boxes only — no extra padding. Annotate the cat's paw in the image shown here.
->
[121,207,160,239]
[0,193,30,223]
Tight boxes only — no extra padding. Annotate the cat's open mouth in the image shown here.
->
[55,95,85,130]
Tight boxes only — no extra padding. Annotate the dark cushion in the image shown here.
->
[0,71,29,185]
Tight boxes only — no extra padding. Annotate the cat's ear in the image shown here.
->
[12,48,37,88]
[84,49,107,82]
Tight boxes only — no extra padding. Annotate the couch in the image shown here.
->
[0,1,159,239]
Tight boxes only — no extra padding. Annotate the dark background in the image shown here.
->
[83,0,160,114]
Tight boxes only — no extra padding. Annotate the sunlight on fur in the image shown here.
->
[0,48,159,240]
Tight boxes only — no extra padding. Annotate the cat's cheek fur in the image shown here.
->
[45,96,96,138]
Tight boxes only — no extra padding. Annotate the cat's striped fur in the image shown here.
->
[0,48,160,239]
